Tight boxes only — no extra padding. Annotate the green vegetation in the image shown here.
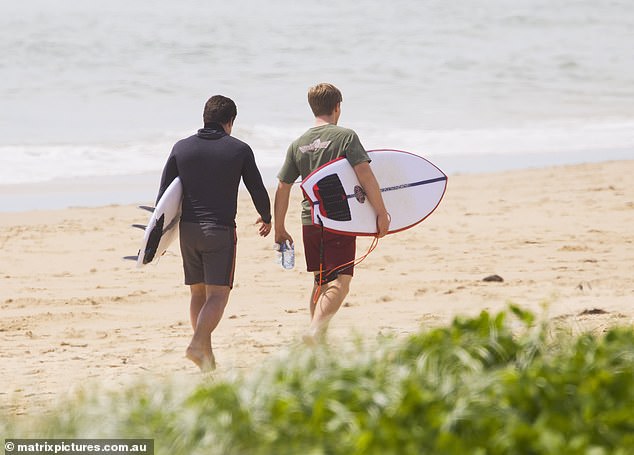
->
[4,306,634,454]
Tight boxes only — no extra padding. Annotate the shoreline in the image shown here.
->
[1,150,632,213]
[1,159,633,415]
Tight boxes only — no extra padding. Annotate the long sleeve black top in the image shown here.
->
[157,124,271,227]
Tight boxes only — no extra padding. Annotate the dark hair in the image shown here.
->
[203,95,237,125]
[307,83,343,117]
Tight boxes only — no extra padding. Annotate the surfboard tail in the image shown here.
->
[142,214,165,264]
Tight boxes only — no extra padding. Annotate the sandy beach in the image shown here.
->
[1,160,633,416]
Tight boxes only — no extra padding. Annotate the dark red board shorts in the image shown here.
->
[302,224,356,276]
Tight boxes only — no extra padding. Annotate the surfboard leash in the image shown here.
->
[313,224,380,306]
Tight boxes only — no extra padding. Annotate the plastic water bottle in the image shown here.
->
[275,241,295,270]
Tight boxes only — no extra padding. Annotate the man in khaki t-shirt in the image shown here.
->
[274,83,390,344]
[277,123,370,225]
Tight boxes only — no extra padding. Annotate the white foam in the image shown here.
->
[1,120,632,186]
[360,120,634,158]
[0,142,169,185]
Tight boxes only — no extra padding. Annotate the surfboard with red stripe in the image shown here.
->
[300,149,447,236]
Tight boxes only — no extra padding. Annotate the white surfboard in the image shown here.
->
[135,177,183,267]
[300,149,447,236]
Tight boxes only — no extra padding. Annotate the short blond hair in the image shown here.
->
[307,83,343,117]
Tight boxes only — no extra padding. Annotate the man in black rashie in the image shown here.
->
[157,95,272,371]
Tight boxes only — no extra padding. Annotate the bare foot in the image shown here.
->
[302,327,325,346]
[302,333,318,346]
[186,345,216,372]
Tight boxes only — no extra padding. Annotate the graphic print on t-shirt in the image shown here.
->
[299,138,332,154]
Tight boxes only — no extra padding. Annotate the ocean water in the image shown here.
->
[1,0,633,206]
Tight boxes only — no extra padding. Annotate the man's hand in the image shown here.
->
[275,228,294,246]
[376,212,391,238]
[256,217,271,237]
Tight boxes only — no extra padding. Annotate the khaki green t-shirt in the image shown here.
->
[277,123,370,225]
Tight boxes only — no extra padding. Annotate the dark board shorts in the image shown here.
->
[179,222,237,287]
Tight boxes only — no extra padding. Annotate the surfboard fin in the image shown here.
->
[139,205,155,213]
[142,214,165,264]
[123,255,139,261]
[132,224,147,230]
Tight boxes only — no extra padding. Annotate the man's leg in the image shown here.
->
[309,282,319,319]
[304,274,352,344]
[189,283,206,330]
[186,284,231,371]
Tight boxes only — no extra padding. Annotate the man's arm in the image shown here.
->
[274,180,294,245]
[241,149,272,222]
[156,154,178,205]
[353,161,390,237]
[241,148,272,237]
